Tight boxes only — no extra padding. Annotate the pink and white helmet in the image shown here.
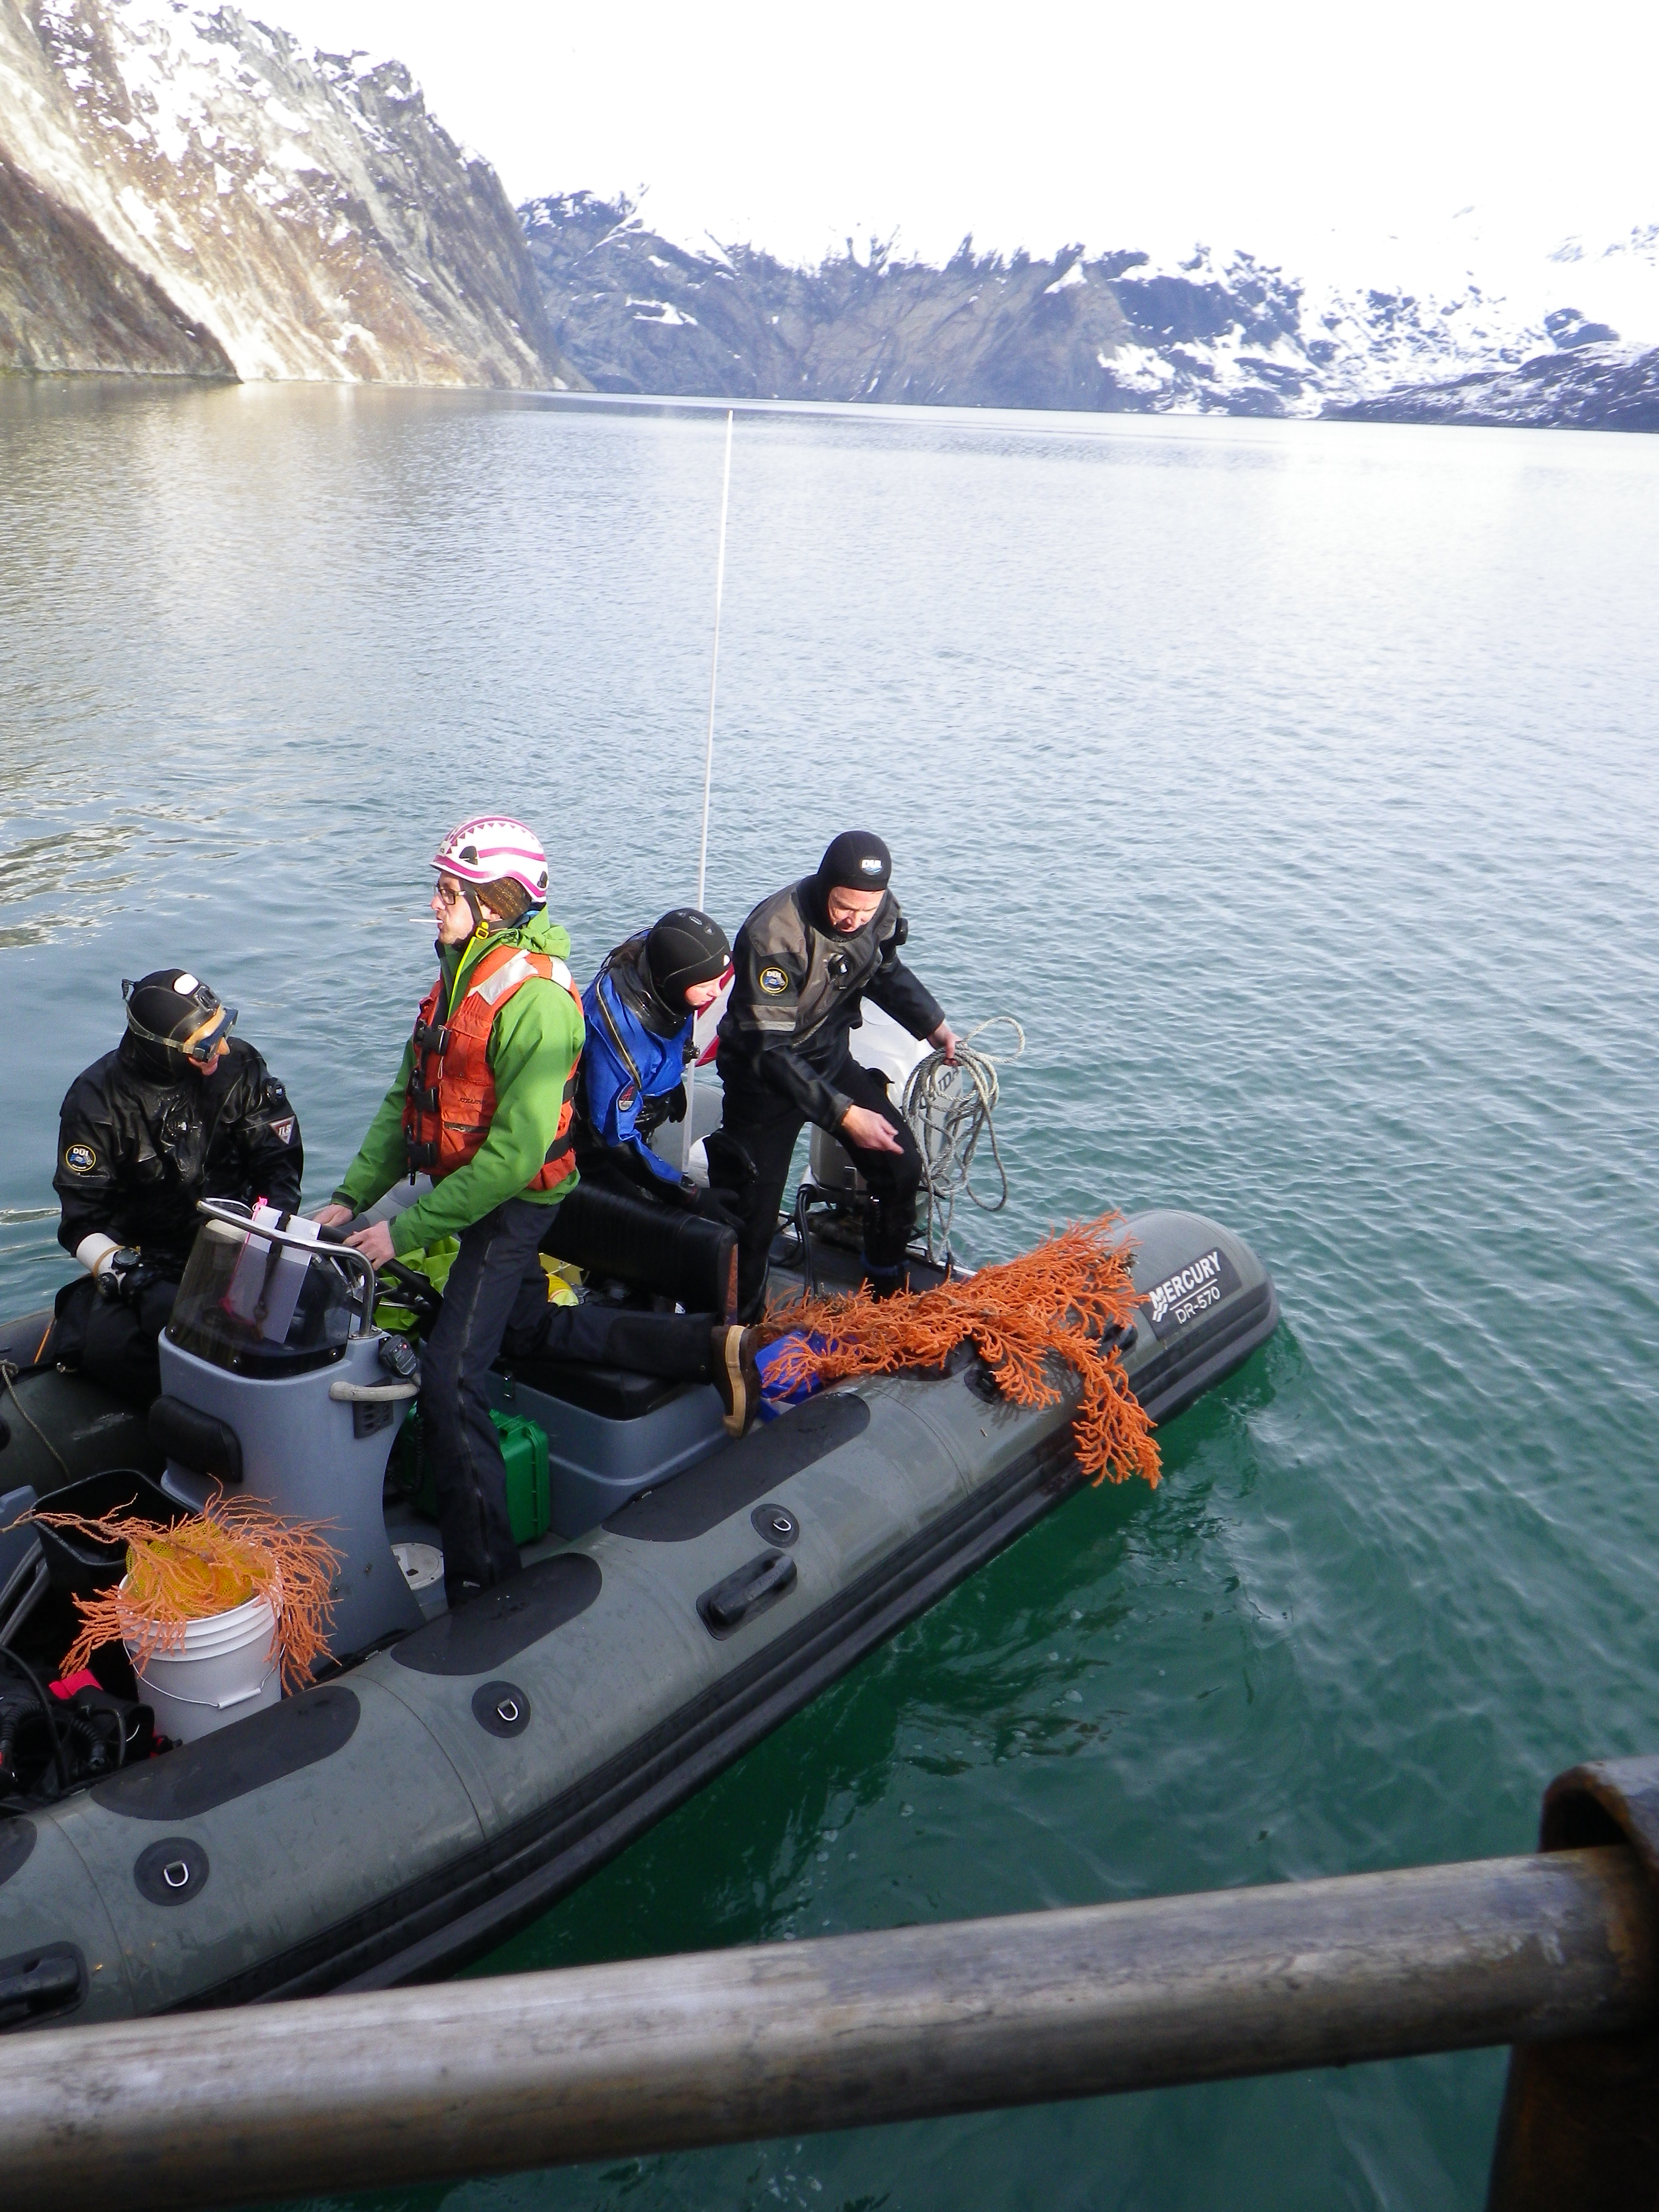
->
[432,817,550,904]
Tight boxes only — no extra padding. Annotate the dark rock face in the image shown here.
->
[0,0,583,386]
[522,194,1318,415]
[0,148,232,373]
[1325,343,1659,432]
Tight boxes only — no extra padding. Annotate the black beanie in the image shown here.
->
[816,830,892,895]
[643,908,731,1006]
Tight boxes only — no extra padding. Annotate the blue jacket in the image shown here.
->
[579,959,693,1189]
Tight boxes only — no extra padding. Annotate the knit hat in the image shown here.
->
[816,830,892,895]
[475,876,532,925]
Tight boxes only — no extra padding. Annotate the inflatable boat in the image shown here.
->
[0,1118,1276,2035]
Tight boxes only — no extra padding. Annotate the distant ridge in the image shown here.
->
[1325,342,1659,432]
[523,192,1659,431]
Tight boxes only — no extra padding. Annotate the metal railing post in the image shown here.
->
[1485,1755,1659,2209]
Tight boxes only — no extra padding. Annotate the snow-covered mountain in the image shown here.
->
[0,0,581,384]
[4,0,1654,424]
[523,193,1659,426]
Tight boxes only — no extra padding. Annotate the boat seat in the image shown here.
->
[542,1183,737,1321]
[495,1357,687,1422]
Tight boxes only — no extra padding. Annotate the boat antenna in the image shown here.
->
[685,409,734,1168]
[695,408,734,910]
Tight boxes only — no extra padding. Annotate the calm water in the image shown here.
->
[4,380,1658,2209]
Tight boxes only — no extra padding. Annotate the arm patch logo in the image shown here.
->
[63,1142,97,1174]
[757,966,790,995]
[617,1084,638,1112]
[270,1117,296,1145]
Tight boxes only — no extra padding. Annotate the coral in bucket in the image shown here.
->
[762,1212,1161,1487]
[34,1497,341,1689]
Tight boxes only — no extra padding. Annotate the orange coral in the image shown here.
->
[34,1495,341,1690]
[762,1212,1160,1488]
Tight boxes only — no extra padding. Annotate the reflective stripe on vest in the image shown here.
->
[402,939,582,1191]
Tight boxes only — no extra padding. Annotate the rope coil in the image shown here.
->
[900,1016,1025,1265]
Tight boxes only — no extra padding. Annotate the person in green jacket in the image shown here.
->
[316,818,590,1604]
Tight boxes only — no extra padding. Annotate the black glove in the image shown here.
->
[117,1261,159,1308]
[666,1174,703,1210]
[636,1082,688,1141]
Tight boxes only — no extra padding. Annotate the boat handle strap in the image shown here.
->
[328,1381,419,1404]
[701,1549,799,1633]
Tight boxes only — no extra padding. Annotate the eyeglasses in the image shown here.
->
[431,880,470,909]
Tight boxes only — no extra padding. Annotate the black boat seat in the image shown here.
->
[542,1183,737,1322]
[496,1358,689,1422]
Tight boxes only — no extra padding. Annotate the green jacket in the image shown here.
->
[334,912,585,1257]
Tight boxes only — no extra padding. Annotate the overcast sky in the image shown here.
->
[269,0,1657,273]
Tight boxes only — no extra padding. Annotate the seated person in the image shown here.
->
[52,969,303,1406]
[575,906,736,1222]
[525,905,756,1430]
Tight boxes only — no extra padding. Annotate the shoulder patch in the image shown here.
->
[757,965,790,995]
[63,1142,97,1174]
[616,1084,638,1112]
[270,1116,296,1145]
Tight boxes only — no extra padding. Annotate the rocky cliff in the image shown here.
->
[523,192,1659,428]
[0,0,581,385]
[523,195,1322,415]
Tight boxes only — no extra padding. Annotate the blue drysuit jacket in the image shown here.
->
[579,966,693,1189]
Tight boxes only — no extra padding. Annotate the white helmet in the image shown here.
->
[432,817,549,904]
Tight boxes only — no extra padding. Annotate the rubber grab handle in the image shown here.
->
[700,1550,798,1633]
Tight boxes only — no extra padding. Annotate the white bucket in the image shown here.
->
[127,1588,282,1744]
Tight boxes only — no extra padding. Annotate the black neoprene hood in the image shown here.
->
[122,968,234,1074]
[644,908,731,1006]
[815,831,892,895]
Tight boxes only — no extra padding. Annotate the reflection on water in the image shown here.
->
[5,381,1659,2208]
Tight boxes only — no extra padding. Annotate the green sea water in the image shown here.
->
[3,379,1657,2209]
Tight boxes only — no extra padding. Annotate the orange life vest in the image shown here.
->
[402,938,583,1191]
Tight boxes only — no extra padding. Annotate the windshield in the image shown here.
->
[167,1209,360,1378]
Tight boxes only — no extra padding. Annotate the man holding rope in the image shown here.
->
[709,831,957,1320]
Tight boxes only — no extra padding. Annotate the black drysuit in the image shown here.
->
[711,880,944,1316]
[52,1036,303,1405]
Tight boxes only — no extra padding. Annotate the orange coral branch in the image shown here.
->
[763,1212,1160,1488]
[32,1495,341,1690]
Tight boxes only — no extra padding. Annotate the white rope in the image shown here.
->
[694,408,734,913]
[900,1016,1026,1265]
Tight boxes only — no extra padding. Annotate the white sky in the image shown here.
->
[266,0,1658,273]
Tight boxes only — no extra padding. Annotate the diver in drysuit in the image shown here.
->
[575,906,736,1215]
[51,969,304,1406]
[710,831,957,1319]
[500,906,752,1410]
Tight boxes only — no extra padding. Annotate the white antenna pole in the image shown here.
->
[695,409,734,910]
[685,409,734,1169]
